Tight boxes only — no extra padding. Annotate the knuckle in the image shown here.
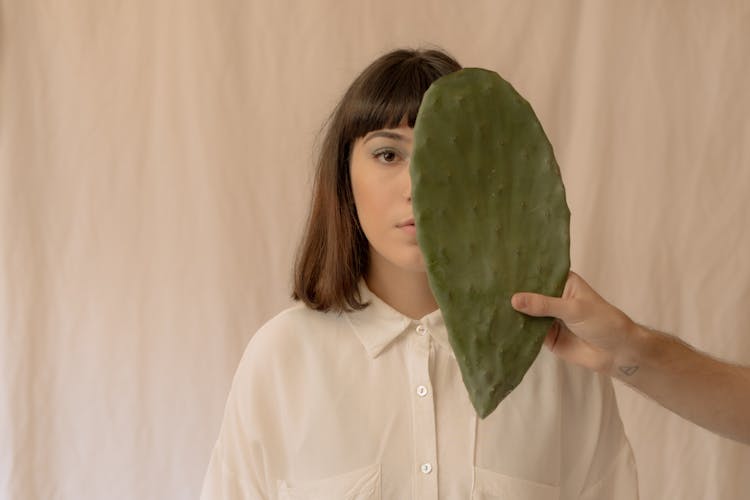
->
[538,297,550,315]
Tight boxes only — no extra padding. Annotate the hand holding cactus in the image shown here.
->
[511,272,750,445]
[510,271,637,377]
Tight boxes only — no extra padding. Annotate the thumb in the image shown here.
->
[511,292,567,319]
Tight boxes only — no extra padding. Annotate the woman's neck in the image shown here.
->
[365,254,439,320]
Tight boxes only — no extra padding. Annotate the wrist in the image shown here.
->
[610,320,652,380]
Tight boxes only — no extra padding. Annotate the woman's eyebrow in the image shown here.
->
[363,131,411,144]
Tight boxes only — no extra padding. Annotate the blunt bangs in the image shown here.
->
[343,51,460,142]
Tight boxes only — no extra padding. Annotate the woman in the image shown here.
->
[200,48,638,499]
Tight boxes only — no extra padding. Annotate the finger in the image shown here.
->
[511,292,567,319]
[543,321,561,350]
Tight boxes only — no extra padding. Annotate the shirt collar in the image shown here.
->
[344,279,455,359]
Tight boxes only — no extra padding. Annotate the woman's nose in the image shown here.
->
[403,169,413,201]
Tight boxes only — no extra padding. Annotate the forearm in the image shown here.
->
[612,324,750,444]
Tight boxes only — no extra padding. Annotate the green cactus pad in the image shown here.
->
[411,68,570,418]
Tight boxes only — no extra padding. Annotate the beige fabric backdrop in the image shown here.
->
[1,1,748,499]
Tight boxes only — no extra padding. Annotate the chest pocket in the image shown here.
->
[277,463,380,500]
[472,467,559,500]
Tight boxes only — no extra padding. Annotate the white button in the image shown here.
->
[416,324,427,336]
[421,463,433,474]
[416,385,428,397]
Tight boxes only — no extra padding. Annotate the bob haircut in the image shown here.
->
[292,48,462,313]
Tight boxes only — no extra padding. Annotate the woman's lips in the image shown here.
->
[398,220,416,234]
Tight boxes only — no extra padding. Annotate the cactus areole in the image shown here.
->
[410,68,571,418]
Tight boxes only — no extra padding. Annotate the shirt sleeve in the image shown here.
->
[200,330,276,500]
[578,439,639,500]
[575,372,639,499]
[559,365,639,499]
[200,440,268,500]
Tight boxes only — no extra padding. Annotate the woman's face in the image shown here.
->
[350,124,426,273]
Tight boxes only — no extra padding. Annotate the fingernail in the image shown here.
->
[512,295,526,309]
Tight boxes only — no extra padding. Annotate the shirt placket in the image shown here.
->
[407,322,438,499]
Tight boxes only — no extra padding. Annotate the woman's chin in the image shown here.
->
[396,254,428,273]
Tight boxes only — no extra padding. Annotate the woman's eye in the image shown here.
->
[374,149,400,164]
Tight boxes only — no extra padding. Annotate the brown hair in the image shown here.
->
[292,48,462,313]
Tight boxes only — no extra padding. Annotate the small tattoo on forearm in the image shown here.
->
[618,366,639,376]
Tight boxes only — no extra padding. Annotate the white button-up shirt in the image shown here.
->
[201,281,638,499]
